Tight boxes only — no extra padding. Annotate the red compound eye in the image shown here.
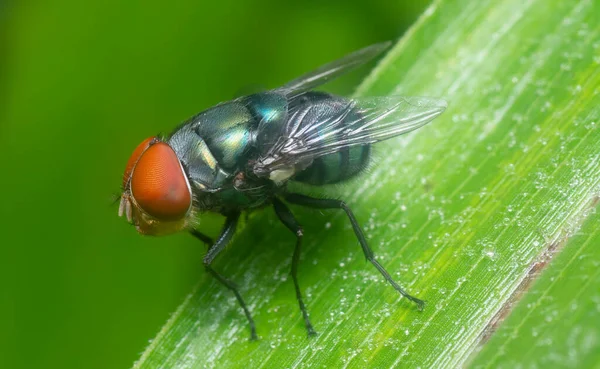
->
[125,139,191,220]
[123,137,155,189]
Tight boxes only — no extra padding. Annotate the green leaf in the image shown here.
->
[469,197,600,368]
[134,0,600,367]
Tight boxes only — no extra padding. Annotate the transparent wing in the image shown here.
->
[279,42,391,95]
[253,42,390,152]
[253,96,447,177]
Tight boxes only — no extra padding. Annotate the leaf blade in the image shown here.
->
[469,198,600,368]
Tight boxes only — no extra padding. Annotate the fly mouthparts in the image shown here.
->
[118,195,133,222]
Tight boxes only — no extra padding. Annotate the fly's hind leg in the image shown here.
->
[284,193,425,310]
[273,197,317,336]
[191,212,258,340]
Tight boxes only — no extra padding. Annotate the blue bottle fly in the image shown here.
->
[119,42,446,339]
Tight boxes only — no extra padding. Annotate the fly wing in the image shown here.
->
[279,42,391,95]
[253,96,447,179]
[254,42,390,153]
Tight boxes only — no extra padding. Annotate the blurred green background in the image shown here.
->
[1,1,430,368]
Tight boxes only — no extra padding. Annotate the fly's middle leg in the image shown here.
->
[273,197,317,337]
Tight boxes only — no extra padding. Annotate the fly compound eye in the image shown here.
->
[123,137,156,188]
[130,141,192,220]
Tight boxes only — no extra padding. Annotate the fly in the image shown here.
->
[118,42,447,339]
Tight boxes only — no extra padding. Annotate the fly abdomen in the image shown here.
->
[293,144,370,185]
[291,92,371,185]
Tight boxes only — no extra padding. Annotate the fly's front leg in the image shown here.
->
[190,212,258,340]
[284,193,425,310]
[273,198,317,337]
[190,229,214,248]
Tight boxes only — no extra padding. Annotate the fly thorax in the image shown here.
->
[191,102,255,172]
[168,127,230,191]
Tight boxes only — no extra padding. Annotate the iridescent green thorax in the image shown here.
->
[242,92,288,150]
[167,91,371,212]
[192,102,255,171]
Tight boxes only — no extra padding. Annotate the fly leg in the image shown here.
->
[284,193,425,310]
[190,212,258,340]
[272,198,317,337]
[190,229,213,248]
